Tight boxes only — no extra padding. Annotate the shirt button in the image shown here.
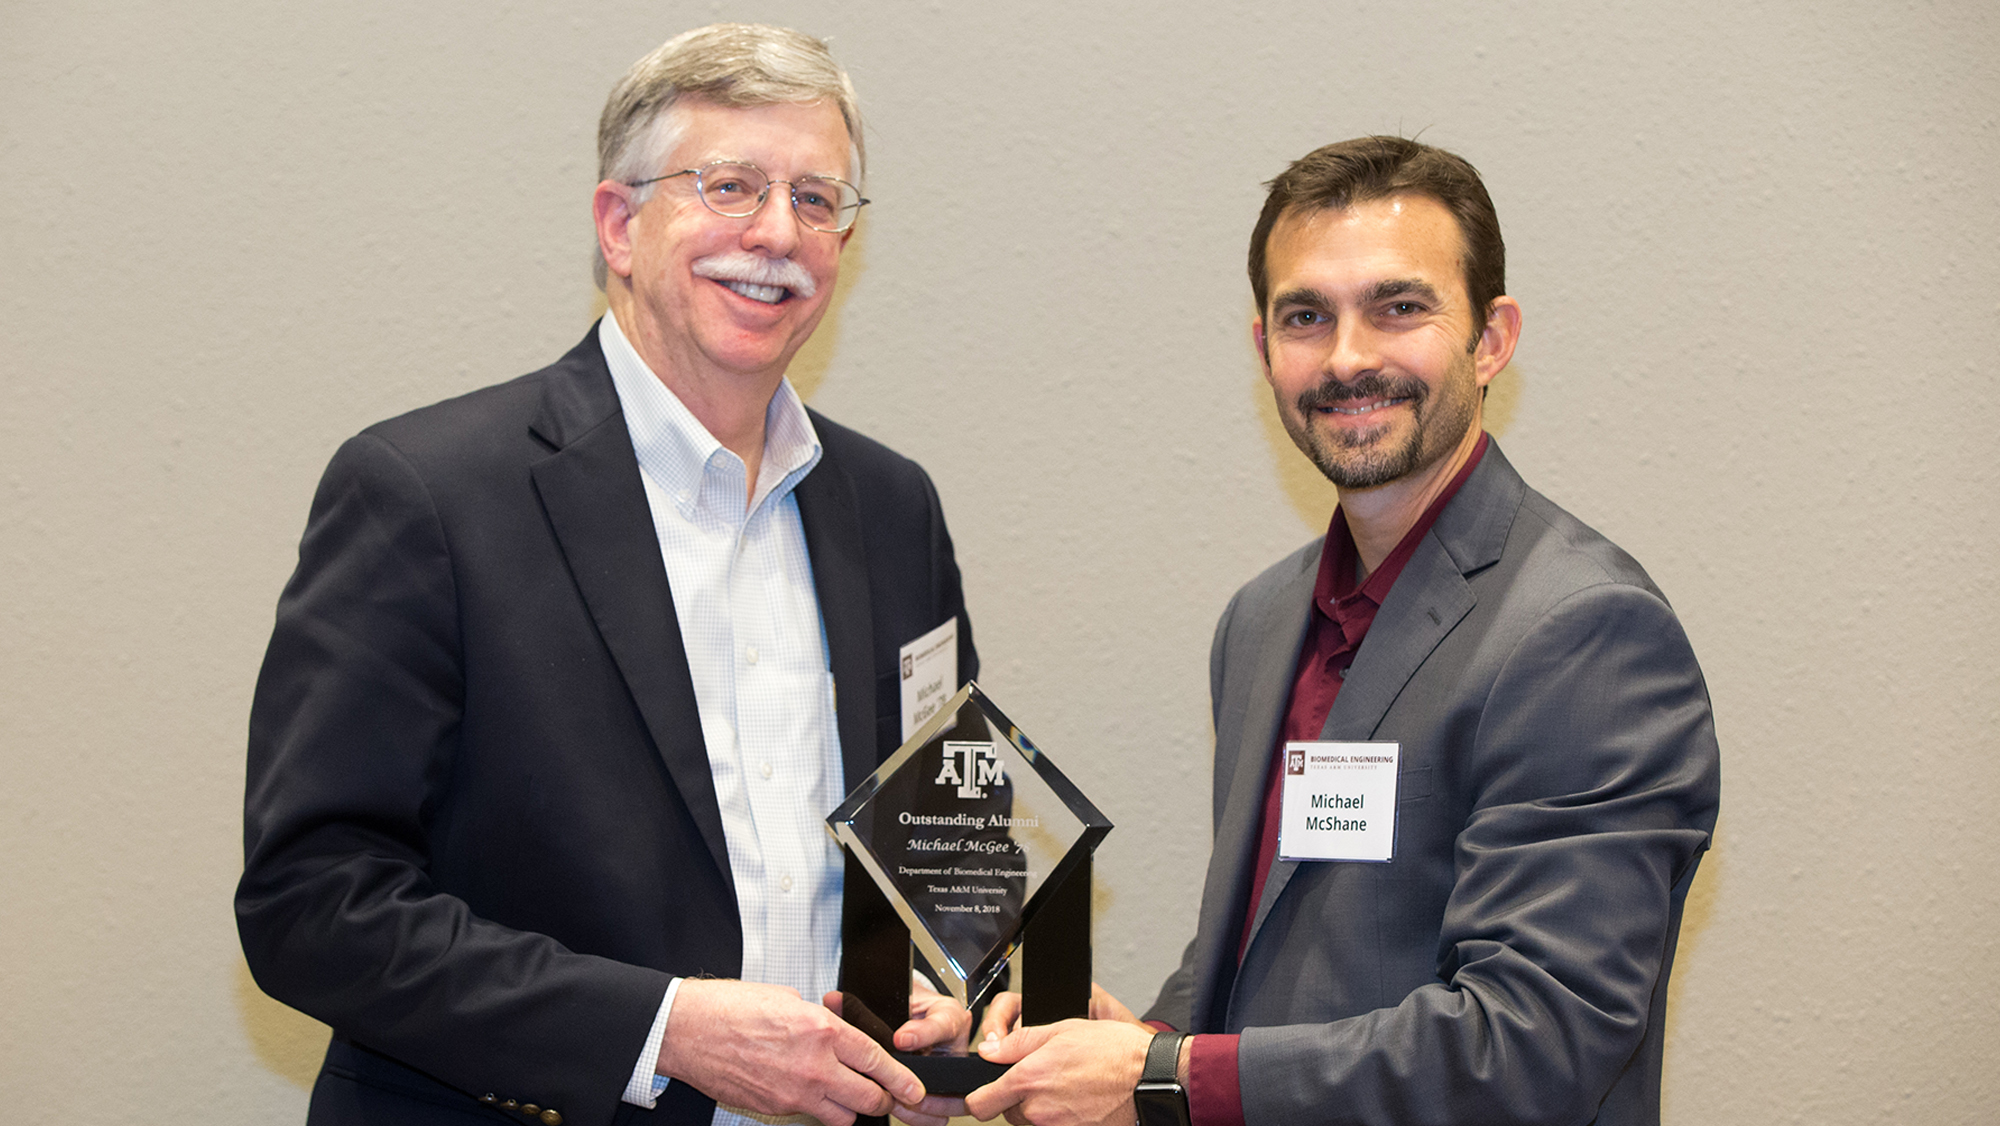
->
[759,761,773,780]
[779,874,794,892]
[746,645,760,665]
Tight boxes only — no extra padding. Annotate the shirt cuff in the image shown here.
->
[1186,1033,1244,1126]
[621,976,682,1108]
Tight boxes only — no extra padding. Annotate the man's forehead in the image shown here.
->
[1268,195,1469,295]
[667,97,854,170]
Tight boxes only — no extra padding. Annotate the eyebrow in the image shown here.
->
[1270,278,1445,311]
[1269,286,1333,310]
[1363,278,1443,306]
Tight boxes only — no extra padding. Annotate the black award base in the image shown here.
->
[838,852,1093,1114]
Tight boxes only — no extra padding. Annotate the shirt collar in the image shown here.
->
[1318,431,1491,620]
[598,309,823,522]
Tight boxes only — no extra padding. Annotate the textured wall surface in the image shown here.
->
[2,1,1994,1122]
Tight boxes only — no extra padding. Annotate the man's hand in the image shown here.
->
[821,982,972,1126]
[895,977,973,1053]
[977,982,1142,1042]
[963,1017,1153,1126]
[657,978,924,1126]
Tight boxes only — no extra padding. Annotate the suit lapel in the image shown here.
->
[526,333,733,882]
[793,429,880,789]
[1236,444,1522,969]
[1194,546,1318,1031]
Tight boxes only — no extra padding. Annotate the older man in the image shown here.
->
[965,137,1721,1126]
[238,24,972,1126]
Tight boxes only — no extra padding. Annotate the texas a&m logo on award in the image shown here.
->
[936,741,1004,799]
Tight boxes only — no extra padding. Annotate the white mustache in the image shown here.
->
[691,252,817,298]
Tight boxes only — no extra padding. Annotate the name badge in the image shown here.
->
[898,618,959,741]
[1277,741,1400,863]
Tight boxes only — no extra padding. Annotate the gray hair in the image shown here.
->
[594,23,865,288]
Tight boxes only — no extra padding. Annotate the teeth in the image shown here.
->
[1328,399,1402,415]
[724,280,786,304]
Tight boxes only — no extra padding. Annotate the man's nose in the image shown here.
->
[740,185,804,256]
[1324,318,1383,381]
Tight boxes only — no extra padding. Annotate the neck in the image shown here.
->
[1338,423,1484,578]
[608,287,778,495]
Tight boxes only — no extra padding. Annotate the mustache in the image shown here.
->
[691,251,818,298]
[1295,374,1427,412]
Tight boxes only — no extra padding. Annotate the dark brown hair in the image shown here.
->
[1248,136,1505,326]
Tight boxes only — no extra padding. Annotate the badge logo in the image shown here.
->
[936,740,1004,799]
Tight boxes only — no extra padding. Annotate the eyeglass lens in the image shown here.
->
[697,163,859,231]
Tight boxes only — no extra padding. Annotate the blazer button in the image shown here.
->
[479,1094,499,1105]
[522,1105,540,1116]
[502,1099,519,1110]
[539,1111,563,1125]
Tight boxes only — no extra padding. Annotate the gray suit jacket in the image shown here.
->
[1146,442,1720,1126]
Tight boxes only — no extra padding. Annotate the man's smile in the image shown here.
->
[1321,397,1411,416]
[718,278,792,304]
[692,249,819,308]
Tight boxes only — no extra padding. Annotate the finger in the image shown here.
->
[812,1093,859,1126]
[816,1074,890,1125]
[975,1022,1057,1065]
[833,1026,926,1108]
[892,1093,966,1126]
[978,991,1023,1042]
[1088,982,1142,1025]
[894,1010,963,1051]
[896,997,971,1051]
[961,1077,1014,1123]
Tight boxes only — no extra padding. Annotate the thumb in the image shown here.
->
[976,1022,1057,1065]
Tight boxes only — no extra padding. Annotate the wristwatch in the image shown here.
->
[1133,1030,1191,1126]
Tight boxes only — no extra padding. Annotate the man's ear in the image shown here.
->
[593,181,639,280]
[1472,296,1522,388]
[1251,317,1270,373]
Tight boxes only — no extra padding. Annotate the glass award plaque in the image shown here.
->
[827,681,1111,1094]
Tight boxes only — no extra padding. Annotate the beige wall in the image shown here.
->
[3,1,1995,1121]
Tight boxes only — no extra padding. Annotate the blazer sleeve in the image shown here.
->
[1235,580,1720,1126]
[236,433,668,1126]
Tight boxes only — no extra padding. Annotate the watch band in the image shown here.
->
[1141,1031,1187,1085]
[1134,1031,1190,1126]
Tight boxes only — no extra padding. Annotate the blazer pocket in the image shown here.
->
[1398,766,1434,803]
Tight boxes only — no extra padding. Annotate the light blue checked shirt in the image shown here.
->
[600,311,846,1124]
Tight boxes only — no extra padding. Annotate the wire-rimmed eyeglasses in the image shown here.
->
[629,161,869,233]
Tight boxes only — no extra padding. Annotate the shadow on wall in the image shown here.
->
[1250,359,1529,529]
[236,958,329,1091]
[1665,815,1723,1033]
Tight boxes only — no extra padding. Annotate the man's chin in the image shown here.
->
[1303,435,1421,491]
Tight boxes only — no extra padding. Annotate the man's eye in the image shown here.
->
[1285,310,1324,326]
[1388,302,1422,316]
